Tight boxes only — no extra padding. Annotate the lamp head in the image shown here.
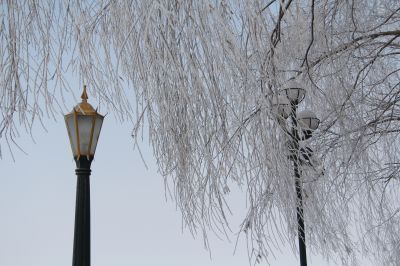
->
[297,110,320,139]
[279,80,306,104]
[272,94,291,120]
[64,86,104,159]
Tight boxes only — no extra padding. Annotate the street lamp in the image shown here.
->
[65,86,104,266]
[274,81,320,266]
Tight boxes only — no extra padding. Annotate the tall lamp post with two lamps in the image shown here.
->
[64,86,104,266]
[273,81,320,266]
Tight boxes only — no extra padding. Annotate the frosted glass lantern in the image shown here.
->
[297,110,320,131]
[65,86,104,159]
[279,80,306,104]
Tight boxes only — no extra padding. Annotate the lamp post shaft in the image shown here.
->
[73,157,92,266]
[294,159,307,266]
[291,104,307,266]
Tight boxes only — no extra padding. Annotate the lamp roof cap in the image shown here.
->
[72,85,97,115]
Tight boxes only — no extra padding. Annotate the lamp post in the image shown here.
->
[65,86,104,266]
[273,81,320,266]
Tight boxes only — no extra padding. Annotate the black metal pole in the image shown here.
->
[72,156,92,266]
[291,104,307,266]
[294,158,307,266]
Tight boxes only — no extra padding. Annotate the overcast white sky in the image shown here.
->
[0,88,373,266]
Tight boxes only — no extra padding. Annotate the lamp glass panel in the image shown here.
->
[278,103,291,119]
[278,95,291,119]
[309,118,320,130]
[65,115,78,156]
[90,115,104,155]
[298,110,319,130]
[298,117,310,129]
[77,115,94,155]
[299,117,320,130]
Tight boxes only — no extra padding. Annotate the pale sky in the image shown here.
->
[0,91,372,266]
